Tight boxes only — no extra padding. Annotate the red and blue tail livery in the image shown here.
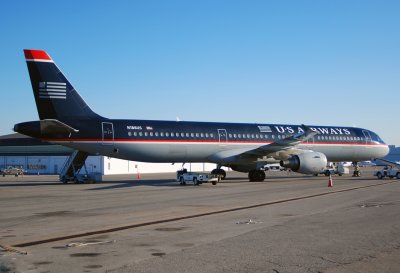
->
[14,49,389,181]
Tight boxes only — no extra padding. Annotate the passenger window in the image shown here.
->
[166,132,169,137]
[150,132,153,136]
[181,132,185,137]
[196,133,199,137]
[201,133,204,137]
[191,133,194,137]
[134,132,138,136]
[206,133,209,138]
[144,132,148,136]
[155,132,159,137]
[229,134,232,138]
[210,133,214,138]
[247,134,250,138]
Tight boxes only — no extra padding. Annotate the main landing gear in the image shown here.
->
[211,169,226,180]
[248,170,266,182]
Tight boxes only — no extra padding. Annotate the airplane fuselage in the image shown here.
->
[36,119,388,164]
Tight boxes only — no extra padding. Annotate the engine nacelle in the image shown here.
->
[280,152,327,174]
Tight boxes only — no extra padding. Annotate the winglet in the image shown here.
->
[23,49,53,62]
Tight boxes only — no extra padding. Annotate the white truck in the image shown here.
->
[375,166,400,179]
[374,159,400,179]
[176,169,220,185]
[316,162,350,176]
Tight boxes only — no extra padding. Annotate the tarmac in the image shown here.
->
[1,167,400,273]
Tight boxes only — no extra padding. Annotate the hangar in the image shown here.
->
[0,133,219,175]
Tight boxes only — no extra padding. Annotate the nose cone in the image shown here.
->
[378,145,390,158]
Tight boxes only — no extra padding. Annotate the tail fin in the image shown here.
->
[23,49,101,120]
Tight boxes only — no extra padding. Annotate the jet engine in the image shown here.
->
[280,152,327,174]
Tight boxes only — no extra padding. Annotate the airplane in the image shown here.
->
[14,49,390,182]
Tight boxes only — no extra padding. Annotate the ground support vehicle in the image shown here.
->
[316,163,350,176]
[375,166,400,179]
[176,169,220,185]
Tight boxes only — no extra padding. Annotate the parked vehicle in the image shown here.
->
[375,166,400,179]
[316,163,349,176]
[176,169,220,185]
[0,166,24,177]
[264,164,286,171]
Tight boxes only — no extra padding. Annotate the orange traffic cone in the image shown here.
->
[328,174,333,187]
[136,171,141,180]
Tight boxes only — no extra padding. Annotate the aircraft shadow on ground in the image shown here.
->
[0,175,374,189]
[88,175,320,190]
[0,182,61,187]
[86,179,181,190]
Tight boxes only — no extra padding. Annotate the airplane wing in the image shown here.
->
[239,124,318,159]
[374,158,400,168]
[208,124,319,164]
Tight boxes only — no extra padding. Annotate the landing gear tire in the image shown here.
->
[248,170,266,182]
[211,169,226,180]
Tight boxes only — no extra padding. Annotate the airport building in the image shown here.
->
[0,133,220,175]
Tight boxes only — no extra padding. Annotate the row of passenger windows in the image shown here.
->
[128,131,365,142]
[129,131,215,138]
[317,135,363,141]
[129,131,277,139]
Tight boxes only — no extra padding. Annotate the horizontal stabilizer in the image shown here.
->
[40,119,79,134]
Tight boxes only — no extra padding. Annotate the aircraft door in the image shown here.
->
[218,129,228,143]
[102,122,114,145]
[362,130,372,144]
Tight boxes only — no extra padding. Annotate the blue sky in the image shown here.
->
[1,0,399,145]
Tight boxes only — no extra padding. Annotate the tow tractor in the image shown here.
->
[176,169,220,185]
[374,158,400,179]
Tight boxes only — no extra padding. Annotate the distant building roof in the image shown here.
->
[0,133,73,155]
